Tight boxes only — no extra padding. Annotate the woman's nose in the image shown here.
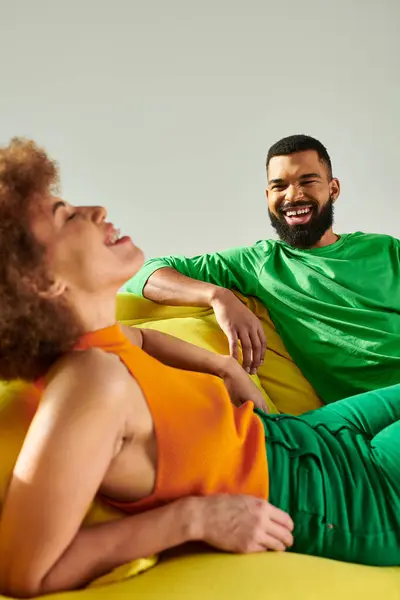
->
[87,205,107,223]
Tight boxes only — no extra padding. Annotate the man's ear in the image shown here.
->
[330,178,340,203]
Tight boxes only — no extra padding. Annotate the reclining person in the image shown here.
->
[0,139,400,599]
[125,134,400,404]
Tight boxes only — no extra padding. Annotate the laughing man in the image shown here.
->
[125,134,400,405]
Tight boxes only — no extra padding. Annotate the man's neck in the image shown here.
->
[311,228,339,249]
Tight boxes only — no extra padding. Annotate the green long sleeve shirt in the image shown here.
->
[124,232,400,404]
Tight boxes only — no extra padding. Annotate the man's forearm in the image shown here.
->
[37,498,197,596]
[143,267,226,307]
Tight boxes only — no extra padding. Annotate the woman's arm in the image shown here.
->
[39,497,196,595]
[120,326,269,412]
[0,349,198,598]
[120,325,234,378]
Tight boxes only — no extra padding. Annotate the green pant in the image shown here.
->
[256,384,400,566]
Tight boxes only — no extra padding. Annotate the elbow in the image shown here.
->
[1,577,43,599]
[0,564,48,599]
[1,566,85,598]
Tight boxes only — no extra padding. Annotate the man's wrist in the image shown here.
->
[208,286,234,308]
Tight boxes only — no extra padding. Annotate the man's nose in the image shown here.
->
[285,184,304,203]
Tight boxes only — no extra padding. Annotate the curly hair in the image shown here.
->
[0,138,83,382]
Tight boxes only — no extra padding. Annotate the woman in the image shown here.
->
[0,139,399,598]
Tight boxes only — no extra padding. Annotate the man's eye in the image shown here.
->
[302,180,317,185]
[67,213,77,221]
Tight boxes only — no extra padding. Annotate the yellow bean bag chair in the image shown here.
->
[0,293,398,599]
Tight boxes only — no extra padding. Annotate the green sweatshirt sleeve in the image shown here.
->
[123,241,270,298]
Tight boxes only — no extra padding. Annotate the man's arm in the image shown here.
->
[0,351,197,598]
[142,266,225,307]
[124,244,267,305]
[124,244,270,373]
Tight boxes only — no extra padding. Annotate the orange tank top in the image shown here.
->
[75,324,269,514]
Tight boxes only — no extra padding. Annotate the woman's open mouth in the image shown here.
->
[105,226,132,246]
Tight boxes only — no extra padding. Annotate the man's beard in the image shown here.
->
[268,197,334,249]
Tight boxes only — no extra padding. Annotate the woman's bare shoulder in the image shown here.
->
[44,348,134,411]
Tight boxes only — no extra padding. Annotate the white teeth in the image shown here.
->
[108,229,121,245]
[285,208,311,217]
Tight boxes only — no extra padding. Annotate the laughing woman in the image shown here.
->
[0,139,399,598]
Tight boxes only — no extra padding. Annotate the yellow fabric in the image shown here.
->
[0,292,398,598]
[85,553,400,600]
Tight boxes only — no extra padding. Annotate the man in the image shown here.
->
[125,134,400,404]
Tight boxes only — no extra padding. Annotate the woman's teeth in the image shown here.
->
[109,229,121,245]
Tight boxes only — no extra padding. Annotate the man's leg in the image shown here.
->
[299,383,400,437]
[299,384,400,564]
[263,384,400,565]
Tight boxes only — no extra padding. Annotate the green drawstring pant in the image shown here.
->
[257,384,400,566]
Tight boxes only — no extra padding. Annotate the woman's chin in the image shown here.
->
[121,254,145,286]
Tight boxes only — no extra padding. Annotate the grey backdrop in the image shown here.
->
[1,0,399,259]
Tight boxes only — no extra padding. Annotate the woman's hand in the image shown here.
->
[192,494,294,553]
[223,357,269,413]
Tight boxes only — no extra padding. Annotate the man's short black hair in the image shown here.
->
[266,134,332,178]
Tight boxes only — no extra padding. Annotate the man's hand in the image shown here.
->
[222,357,269,413]
[192,494,294,553]
[211,290,267,374]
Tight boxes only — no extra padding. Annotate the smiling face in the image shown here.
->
[0,137,147,381]
[266,150,340,248]
[30,195,144,298]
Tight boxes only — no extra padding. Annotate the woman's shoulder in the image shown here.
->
[44,348,134,411]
